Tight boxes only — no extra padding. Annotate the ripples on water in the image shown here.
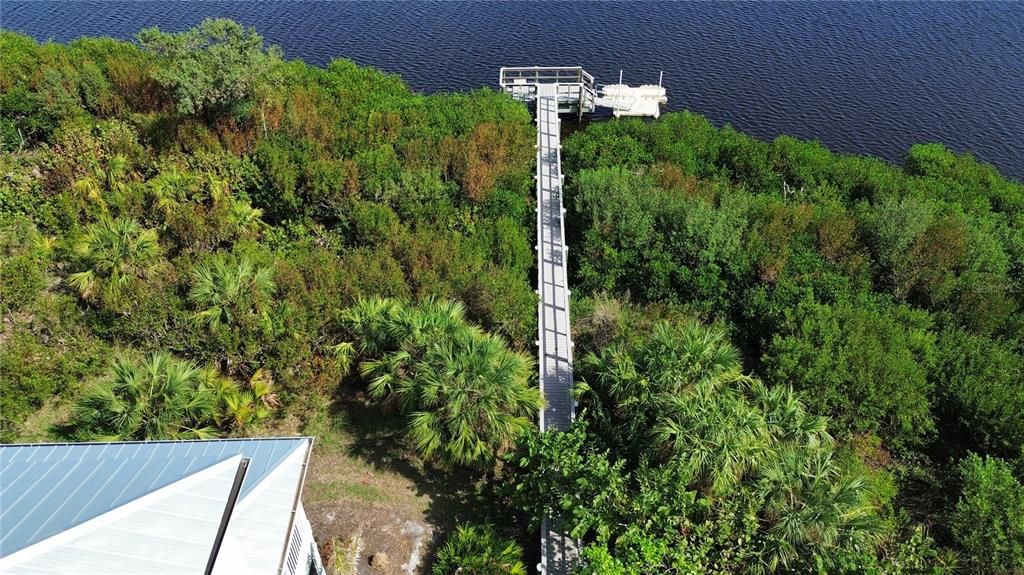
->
[5,1,1023,181]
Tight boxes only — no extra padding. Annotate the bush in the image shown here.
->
[432,524,525,575]
[136,18,282,116]
[763,297,936,450]
[0,254,46,312]
[935,330,1024,457]
[0,295,109,441]
[952,454,1024,574]
[1,218,51,313]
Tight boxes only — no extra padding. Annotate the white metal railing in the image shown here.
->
[499,66,594,87]
[499,66,598,114]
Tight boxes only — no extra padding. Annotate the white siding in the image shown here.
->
[291,504,325,575]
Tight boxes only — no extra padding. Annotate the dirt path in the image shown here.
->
[295,394,489,575]
[304,435,437,575]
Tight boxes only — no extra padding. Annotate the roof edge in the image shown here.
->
[1,437,314,449]
[0,455,244,564]
[274,437,315,575]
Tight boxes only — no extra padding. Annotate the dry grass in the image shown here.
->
[330,530,363,575]
[299,403,438,575]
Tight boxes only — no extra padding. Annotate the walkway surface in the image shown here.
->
[534,84,579,574]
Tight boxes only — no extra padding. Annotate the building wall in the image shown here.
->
[282,504,325,575]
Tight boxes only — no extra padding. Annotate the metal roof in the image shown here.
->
[0,437,311,558]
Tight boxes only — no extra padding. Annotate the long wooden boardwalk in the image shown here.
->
[534,84,579,574]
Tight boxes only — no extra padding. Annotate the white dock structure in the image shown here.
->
[504,66,665,575]
[535,83,580,575]
[500,66,667,120]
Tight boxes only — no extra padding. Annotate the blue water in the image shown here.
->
[4,1,1023,181]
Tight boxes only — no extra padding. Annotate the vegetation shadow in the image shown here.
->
[331,392,492,532]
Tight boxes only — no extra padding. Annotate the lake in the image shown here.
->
[4,1,1023,181]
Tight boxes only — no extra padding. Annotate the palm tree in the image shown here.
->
[432,524,526,575]
[406,329,541,468]
[226,196,264,237]
[756,446,882,573]
[343,297,542,469]
[641,320,741,390]
[206,175,265,238]
[61,352,220,441]
[71,155,133,210]
[67,217,161,310]
[653,378,772,497]
[573,318,885,570]
[215,368,279,431]
[72,173,104,205]
[148,167,192,217]
[579,319,746,459]
[188,253,276,329]
[340,295,404,357]
[752,380,832,449]
[358,297,467,402]
[104,154,132,199]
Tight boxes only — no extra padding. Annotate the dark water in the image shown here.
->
[4,1,1024,181]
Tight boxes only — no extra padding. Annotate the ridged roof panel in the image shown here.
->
[0,437,311,557]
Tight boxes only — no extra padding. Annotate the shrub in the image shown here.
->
[763,297,936,450]
[934,330,1024,457]
[952,454,1024,574]
[0,295,109,442]
[0,218,51,313]
[432,524,526,575]
[136,18,282,116]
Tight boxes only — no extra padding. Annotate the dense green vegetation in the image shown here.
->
[340,296,541,469]
[549,111,1024,573]
[56,351,277,441]
[0,18,536,443]
[433,524,527,575]
[502,323,942,574]
[951,455,1024,573]
[2,19,1022,574]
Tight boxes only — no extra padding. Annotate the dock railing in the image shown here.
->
[499,66,597,115]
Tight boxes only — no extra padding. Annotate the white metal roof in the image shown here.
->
[218,441,311,575]
[0,455,242,574]
[0,437,314,574]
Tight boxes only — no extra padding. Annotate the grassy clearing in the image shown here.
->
[307,479,390,504]
[15,397,71,442]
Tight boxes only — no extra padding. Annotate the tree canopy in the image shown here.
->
[136,18,282,116]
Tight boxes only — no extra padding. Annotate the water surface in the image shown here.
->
[4,1,1023,180]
